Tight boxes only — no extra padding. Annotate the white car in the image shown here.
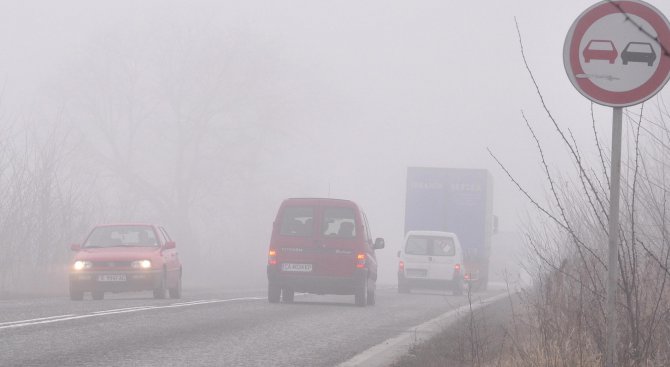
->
[397,230,464,295]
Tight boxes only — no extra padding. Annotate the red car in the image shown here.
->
[69,224,182,301]
[583,39,618,64]
[267,198,385,307]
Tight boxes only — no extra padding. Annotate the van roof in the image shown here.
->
[282,198,357,207]
[405,230,458,238]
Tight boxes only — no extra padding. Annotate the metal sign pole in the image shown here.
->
[606,106,623,367]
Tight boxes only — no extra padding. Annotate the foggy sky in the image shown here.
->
[1,0,667,285]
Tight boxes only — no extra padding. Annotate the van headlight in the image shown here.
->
[131,260,152,269]
[73,261,92,271]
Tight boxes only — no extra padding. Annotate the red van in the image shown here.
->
[267,198,385,307]
[69,224,182,301]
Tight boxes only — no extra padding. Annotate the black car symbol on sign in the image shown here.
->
[621,42,656,66]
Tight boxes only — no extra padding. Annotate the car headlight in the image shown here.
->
[131,260,152,269]
[73,261,92,271]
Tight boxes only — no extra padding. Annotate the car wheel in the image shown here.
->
[268,284,281,303]
[92,291,104,300]
[398,275,410,294]
[282,288,295,303]
[153,272,167,299]
[355,277,367,307]
[169,271,182,299]
[70,289,83,301]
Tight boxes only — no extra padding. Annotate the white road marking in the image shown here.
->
[0,296,265,331]
[337,292,511,367]
[0,314,76,327]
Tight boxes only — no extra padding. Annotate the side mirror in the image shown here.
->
[70,243,81,251]
[373,238,385,250]
[164,241,176,250]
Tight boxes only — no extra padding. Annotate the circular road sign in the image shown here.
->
[564,0,670,107]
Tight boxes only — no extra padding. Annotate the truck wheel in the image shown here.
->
[367,288,376,305]
[282,288,295,303]
[268,284,281,303]
[92,291,104,300]
[453,278,463,296]
[355,277,368,307]
[70,289,83,301]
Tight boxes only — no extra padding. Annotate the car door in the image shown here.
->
[402,236,431,279]
[273,204,319,276]
[428,236,458,281]
[158,226,180,284]
[319,205,360,277]
[361,212,377,280]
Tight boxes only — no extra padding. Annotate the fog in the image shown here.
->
[1,0,667,294]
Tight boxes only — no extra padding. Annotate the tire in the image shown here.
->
[398,275,410,294]
[153,271,167,299]
[92,291,104,300]
[367,288,376,306]
[70,288,83,301]
[355,277,368,307]
[268,284,281,303]
[282,288,295,303]
[169,271,182,299]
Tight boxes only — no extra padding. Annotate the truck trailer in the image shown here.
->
[404,167,494,290]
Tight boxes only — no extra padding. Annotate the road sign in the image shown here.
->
[564,0,670,107]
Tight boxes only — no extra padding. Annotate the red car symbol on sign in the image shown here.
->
[583,40,618,64]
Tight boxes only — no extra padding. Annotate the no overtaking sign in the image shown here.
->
[564,0,670,107]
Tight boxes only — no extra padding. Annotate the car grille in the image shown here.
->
[93,261,132,269]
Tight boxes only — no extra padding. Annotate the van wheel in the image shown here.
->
[268,284,281,303]
[366,288,376,306]
[355,278,368,307]
[92,291,104,300]
[169,271,182,299]
[282,288,295,303]
[70,289,83,301]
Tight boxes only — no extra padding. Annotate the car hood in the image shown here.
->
[74,246,161,262]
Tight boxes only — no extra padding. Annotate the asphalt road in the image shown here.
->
[0,286,504,367]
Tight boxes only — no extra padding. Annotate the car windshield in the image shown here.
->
[279,206,314,236]
[322,207,356,238]
[588,40,614,50]
[626,43,653,53]
[406,236,455,256]
[83,225,159,248]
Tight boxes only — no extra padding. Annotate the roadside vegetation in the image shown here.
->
[395,22,670,366]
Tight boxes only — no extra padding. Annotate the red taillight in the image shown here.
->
[268,249,277,265]
[356,252,366,269]
[454,264,461,272]
[399,260,405,272]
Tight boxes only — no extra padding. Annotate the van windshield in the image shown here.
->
[323,207,356,238]
[280,206,314,236]
[406,236,455,256]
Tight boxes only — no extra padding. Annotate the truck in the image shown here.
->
[404,167,494,290]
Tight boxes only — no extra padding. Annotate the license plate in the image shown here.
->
[97,274,127,282]
[281,263,313,272]
[406,269,427,278]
